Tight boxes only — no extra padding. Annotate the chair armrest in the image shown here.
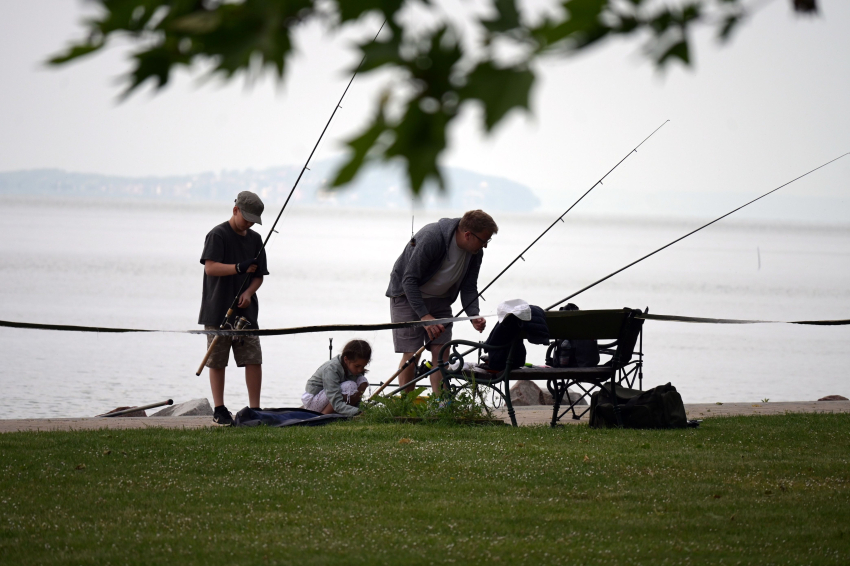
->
[436,339,508,363]
[436,339,510,386]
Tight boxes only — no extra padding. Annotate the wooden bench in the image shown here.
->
[436,308,645,427]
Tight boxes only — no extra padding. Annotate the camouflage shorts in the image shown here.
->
[204,326,263,369]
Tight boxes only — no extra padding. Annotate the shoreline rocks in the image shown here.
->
[509,381,588,406]
[151,398,213,417]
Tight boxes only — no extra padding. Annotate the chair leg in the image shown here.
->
[569,382,595,420]
[639,315,644,390]
[503,378,517,427]
[441,371,452,396]
[503,342,519,427]
[549,380,566,428]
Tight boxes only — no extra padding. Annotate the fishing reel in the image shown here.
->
[226,316,251,343]
[416,359,433,378]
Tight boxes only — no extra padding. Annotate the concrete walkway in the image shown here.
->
[1,401,848,432]
[493,401,850,426]
[0,416,217,433]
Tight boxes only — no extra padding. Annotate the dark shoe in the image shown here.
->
[212,405,233,426]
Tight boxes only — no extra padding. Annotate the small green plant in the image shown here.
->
[361,379,496,424]
[360,387,429,423]
[762,398,770,403]
[429,382,495,424]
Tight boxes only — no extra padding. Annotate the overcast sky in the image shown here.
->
[1,0,848,217]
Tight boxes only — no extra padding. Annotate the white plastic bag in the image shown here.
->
[496,299,531,322]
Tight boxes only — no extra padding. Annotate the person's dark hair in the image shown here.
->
[459,210,498,235]
[341,339,372,364]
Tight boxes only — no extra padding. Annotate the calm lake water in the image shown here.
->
[1,196,848,419]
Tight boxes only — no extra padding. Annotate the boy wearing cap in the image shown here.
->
[198,191,269,425]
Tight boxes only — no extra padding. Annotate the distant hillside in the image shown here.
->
[0,161,541,212]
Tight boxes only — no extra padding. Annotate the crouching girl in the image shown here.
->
[302,339,371,416]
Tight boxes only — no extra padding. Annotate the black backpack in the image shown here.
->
[545,303,600,368]
[589,382,688,429]
[484,305,550,371]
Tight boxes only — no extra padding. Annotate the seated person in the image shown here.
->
[302,339,371,416]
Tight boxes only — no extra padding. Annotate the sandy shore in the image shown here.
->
[1,401,848,432]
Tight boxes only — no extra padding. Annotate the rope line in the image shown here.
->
[0,314,491,336]
[639,313,850,326]
[1,312,847,335]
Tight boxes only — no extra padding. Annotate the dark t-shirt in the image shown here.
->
[198,221,269,329]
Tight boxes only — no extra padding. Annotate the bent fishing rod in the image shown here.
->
[369,120,670,398]
[546,151,850,311]
[197,22,386,376]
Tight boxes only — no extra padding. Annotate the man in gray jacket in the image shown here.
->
[386,209,498,394]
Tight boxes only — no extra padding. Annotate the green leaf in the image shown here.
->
[532,0,608,48]
[718,14,741,41]
[167,11,222,34]
[405,27,463,99]
[481,0,522,33]
[50,0,309,96]
[406,387,427,400]
[354,34,402,74]
[792,0,817,14]
[656,39,690,66]
[385,101,450,194]
[460,62,534,131]
[331,99,389,187]
[121,45,183,96]
[337,0,406,23]
[649,10,675,34]
[47,42,105,65]
[201,1,305,79]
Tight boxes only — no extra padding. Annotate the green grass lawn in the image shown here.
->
[1,414,849,565]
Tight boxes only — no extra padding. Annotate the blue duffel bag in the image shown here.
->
[234,407,349,427]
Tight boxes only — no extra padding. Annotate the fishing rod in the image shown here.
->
[472,120,670,306]
[369,120,670,399]
[196,22,386,376]
[97,399,173,418]
[546,151,850,311]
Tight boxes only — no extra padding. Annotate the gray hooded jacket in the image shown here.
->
[385,217,482,319]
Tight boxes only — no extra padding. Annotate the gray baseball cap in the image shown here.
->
[235,191,264,225]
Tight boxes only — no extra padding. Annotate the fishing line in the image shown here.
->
[464,120,670,310]
[546,152,850,311]
[638,313,850,325]
[234,20,387,294]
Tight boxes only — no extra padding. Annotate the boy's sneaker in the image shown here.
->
[212,405,233,426]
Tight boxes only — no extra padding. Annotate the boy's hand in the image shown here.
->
[236,258,258,274]
[471,317,486,333]
[237,291,253,308]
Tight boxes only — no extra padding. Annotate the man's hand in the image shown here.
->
[471,317,487,333]
[422,314,445,340]
[236,258,258,274]
[237,290,254,308]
